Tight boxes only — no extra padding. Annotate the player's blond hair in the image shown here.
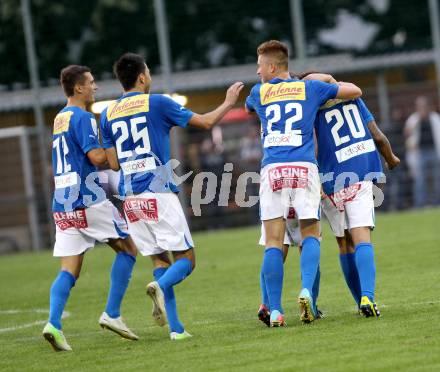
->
[257,40,289,70]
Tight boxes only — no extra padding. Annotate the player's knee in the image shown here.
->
[265,236,283,249]
[124,239,138,257]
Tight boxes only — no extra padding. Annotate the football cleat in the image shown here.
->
[270,310,286,327]
[257,304,271,327]
[146,281,167,326]
[359,296,380,318]
[99,312,139,340]
[42,323,72,352]
[170,330,192,340]
[298,288,317,324]
[315,308,324,319]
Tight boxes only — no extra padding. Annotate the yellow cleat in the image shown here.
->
[359,296,380,318]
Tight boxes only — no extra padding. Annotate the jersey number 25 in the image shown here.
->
[112,117,151,159]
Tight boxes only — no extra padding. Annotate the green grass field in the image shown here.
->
[1,208,439,371]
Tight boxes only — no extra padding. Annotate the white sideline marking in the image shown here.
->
[0,309,71,333]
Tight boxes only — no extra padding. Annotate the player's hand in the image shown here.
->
[386,154,400,170]
[224,82,244,106]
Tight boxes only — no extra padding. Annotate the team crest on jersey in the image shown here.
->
[269,165,308,191]
[107,94,150,121]
[53,111,73,134]
[123,198,158,222]
[260,82,306,105]
[53,209,88,230]
[328,183,362,211]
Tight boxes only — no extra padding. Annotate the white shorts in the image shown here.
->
[53,199,129,257]
[321,181,375,237]
[259,208,301,247]
[124,192,194,256]
[259,162,321,221]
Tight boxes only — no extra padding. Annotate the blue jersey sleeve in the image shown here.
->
[245,85,260,112]
[159,95,194,128]
[245,96,254,112]
[73,112,101,154]
[357,98,374,124]
[100,109,114,149]
[309,80,338,105]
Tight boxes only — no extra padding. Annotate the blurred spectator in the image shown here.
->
[240,123,262,173]
[404,96,440,207]
[382,107,411,210]
[240,123,262,221]
[200,136,225,176]
[200,136,226,227]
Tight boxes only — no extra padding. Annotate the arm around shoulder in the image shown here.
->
[335,82,362,100]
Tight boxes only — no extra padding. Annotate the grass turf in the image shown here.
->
[0,208,439,371]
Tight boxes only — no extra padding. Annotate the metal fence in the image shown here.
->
[0,126,46,253]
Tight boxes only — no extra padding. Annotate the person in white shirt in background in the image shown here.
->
[404,96,440,207]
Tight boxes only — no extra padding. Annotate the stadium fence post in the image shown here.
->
[19,126,42,251]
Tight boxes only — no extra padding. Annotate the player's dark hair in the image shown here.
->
[114,53,146,90]
[60,65,91,97]
[293,71,319,79]
[257,40,289,70]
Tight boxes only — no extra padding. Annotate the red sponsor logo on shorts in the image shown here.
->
[53,209,88,230]
[329,183,362,211]
[123,198,158,222]
[268,165,308,192]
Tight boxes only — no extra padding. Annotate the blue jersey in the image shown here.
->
[245,78,338,167]
[314,98,383,195]
[52,106,105,212]
[100,92,194,196]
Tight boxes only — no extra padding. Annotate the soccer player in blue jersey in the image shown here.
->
[303,72,400,317]
[245,40,362,326]
[100,53,243,340]
[43,65,139,352]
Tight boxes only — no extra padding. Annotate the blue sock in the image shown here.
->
[154,267,184,334]
[300,237,321,292]
[260,266,269,307]
[262,248,284,313]
[105,252,136,318]
[355,243,376,301]
[312,266,321,306]
[157,258,192,291]
[49,271,76,330]
[339,253,362,305]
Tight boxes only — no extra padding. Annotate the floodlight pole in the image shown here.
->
[20,0,54,247]
[290,0,307,63]
[153,0,187,212]
[428,0,440,103]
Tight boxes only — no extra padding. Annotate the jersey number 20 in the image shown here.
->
[325,104,366,146]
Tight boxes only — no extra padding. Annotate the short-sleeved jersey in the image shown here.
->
[100,92,194,196]
[245,78,338,167]
[314,98,383,195]
[52,106,105,212]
